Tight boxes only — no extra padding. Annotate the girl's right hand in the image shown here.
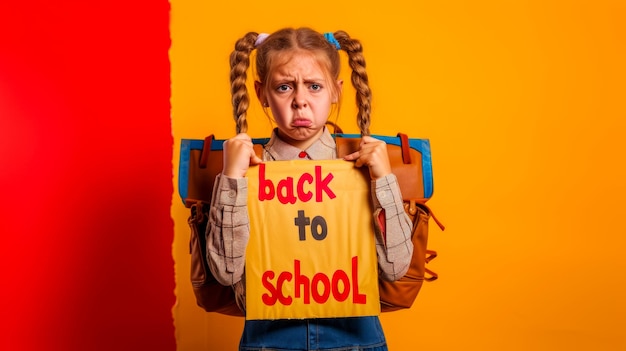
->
[222,133,263,178]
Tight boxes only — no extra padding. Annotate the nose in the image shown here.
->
[292,89,307,109]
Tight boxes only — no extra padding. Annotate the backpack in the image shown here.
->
[178,132,444,316]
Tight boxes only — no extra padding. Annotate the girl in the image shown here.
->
[207,27,413,351]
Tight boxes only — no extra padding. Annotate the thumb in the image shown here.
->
[250,153,263,165]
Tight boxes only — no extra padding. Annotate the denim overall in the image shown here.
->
[239,316,388,351]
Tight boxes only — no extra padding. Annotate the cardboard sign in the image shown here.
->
[245,160,380,320]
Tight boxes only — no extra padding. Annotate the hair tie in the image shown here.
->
[255,33,270,47]
[324,32,340,50]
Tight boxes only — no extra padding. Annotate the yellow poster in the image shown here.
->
[245,160,380,320]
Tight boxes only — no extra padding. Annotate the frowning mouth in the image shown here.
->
[292,118,312,127]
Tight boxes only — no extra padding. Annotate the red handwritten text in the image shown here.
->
[261,256,366,306]
[258,164,336,204]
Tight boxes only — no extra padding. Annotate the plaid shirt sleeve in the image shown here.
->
[206,173,250,286]
[371,173,414,282]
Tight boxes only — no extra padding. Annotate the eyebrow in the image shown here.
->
[272,76,326,84]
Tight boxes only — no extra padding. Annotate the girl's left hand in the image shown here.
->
[343,135,392,180]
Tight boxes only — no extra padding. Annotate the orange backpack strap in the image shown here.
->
[199,135,213,168]
[397,132,411,164]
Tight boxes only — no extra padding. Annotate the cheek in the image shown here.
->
[318,97,333,114]
[269,106,289,124]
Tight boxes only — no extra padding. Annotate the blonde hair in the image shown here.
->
[229,27,372,135]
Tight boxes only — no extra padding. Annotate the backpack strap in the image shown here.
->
[397,133,411,164]
[199,135,214,168]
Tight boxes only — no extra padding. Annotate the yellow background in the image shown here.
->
[171,1,626,350]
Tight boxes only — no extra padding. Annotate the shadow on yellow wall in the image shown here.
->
[171,1,626,350]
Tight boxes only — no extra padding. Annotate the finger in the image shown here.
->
[234,132,252,140]
[250,154,263,165]
[354,155,367,168]
[360,135,376,146]
[225,138,254,152]
[343,151,360,161]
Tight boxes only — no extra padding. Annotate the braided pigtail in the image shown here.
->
[229,32,258,134]
[333,31,372,136]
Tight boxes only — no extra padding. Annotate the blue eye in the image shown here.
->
[310,84,322,91]
[277,84,291,92]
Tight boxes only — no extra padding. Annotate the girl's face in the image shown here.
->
[256,51,342,150]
